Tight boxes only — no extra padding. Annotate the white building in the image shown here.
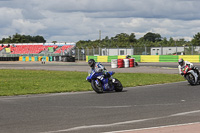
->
[151,46,200,55]
[101,48,134,56]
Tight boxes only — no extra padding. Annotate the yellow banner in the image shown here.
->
[97,56,108,62]
[118,55,126,59]
[141,55,159,62]
[179,55,199,63]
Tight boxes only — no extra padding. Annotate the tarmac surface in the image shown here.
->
[0,61,181,74]
[1,61,200,133]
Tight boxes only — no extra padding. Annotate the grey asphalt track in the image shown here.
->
[0,61,182,74]
[0,61,200,133]
[1,82,200,133]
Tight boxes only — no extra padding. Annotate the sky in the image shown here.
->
[0,0,200,43]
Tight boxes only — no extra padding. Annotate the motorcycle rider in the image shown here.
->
[178,58,199,76]
[88,59,114,85]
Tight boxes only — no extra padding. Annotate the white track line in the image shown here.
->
[40,110,200,133]
[103,122,200,133]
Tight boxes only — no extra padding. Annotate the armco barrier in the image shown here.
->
[86,55,200,63]
[97,56,108,62]
[108,56,118,62]
[159,55,178,62]
[141,55,159,62]
[118,55,126,59]
[87,56,97,62]
[179,55,200,63]
[131,55,140,62]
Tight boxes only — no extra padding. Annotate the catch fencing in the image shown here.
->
[1,45,200,62]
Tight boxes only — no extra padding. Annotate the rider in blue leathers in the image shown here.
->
[88,59,114,84]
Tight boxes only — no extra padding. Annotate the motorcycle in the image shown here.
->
[181,65,199,85]
[86,70,123,93]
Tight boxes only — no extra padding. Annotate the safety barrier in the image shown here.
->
[111,59,118,68]
[179,55,199,63]
[159,55,178,62]
[19,56,52,62]
[117,59,124,68]
[97,56,108,62]
[129,58,135,67]
[123,59,129,68]
[86,55,200,63]
[110,58,135,68]
[141,55,159,62]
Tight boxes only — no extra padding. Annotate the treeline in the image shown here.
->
[0,33,46,44]
[76,32,200,48]
[1,32,200,48]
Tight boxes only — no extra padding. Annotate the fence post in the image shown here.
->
[191,44,193,55]
[99,47,101,56]
[78,48,79,61]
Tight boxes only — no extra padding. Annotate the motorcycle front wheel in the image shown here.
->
[91,80,103,93]
[186,74,196,85]
[113,78,123,92]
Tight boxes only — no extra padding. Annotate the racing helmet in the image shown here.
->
[178,58,184,66]
[88,59,95,67]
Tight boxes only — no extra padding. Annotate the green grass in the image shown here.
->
[0,69,185,96]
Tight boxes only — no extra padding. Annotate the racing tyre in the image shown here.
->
[113,78,123,92]
[91,80,103,93]
[186,74,196,85]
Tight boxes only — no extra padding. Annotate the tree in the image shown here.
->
[191,32,200,46]
[168,37,174,46]
[0,33,46,43]
[129,33,137,43]
[143,32,162,42]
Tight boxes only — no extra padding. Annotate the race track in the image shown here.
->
[1,82,200,133]
[0,61,200,133]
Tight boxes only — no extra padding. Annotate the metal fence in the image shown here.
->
[74,46,200,60]
[1,46,200,61]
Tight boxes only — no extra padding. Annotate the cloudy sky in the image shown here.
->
[0,0,200,43]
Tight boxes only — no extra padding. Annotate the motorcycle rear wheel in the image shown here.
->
[91,80,103,93]
[113,78,123,92]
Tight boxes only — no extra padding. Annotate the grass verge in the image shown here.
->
[0,69,185,96]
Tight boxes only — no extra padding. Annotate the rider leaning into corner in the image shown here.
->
[178,58,200,77]
[88,59,114,85]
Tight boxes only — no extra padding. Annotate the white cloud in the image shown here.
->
[0,7,22,26]
[11,19,46,35]
[0,0,200,42]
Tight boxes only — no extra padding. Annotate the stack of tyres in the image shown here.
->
[129,58,135,67]
[123,59,129,68]
[118,59,124,68]
[111,59,118,68]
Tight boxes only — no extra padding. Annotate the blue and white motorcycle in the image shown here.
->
[86,70,123,93]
